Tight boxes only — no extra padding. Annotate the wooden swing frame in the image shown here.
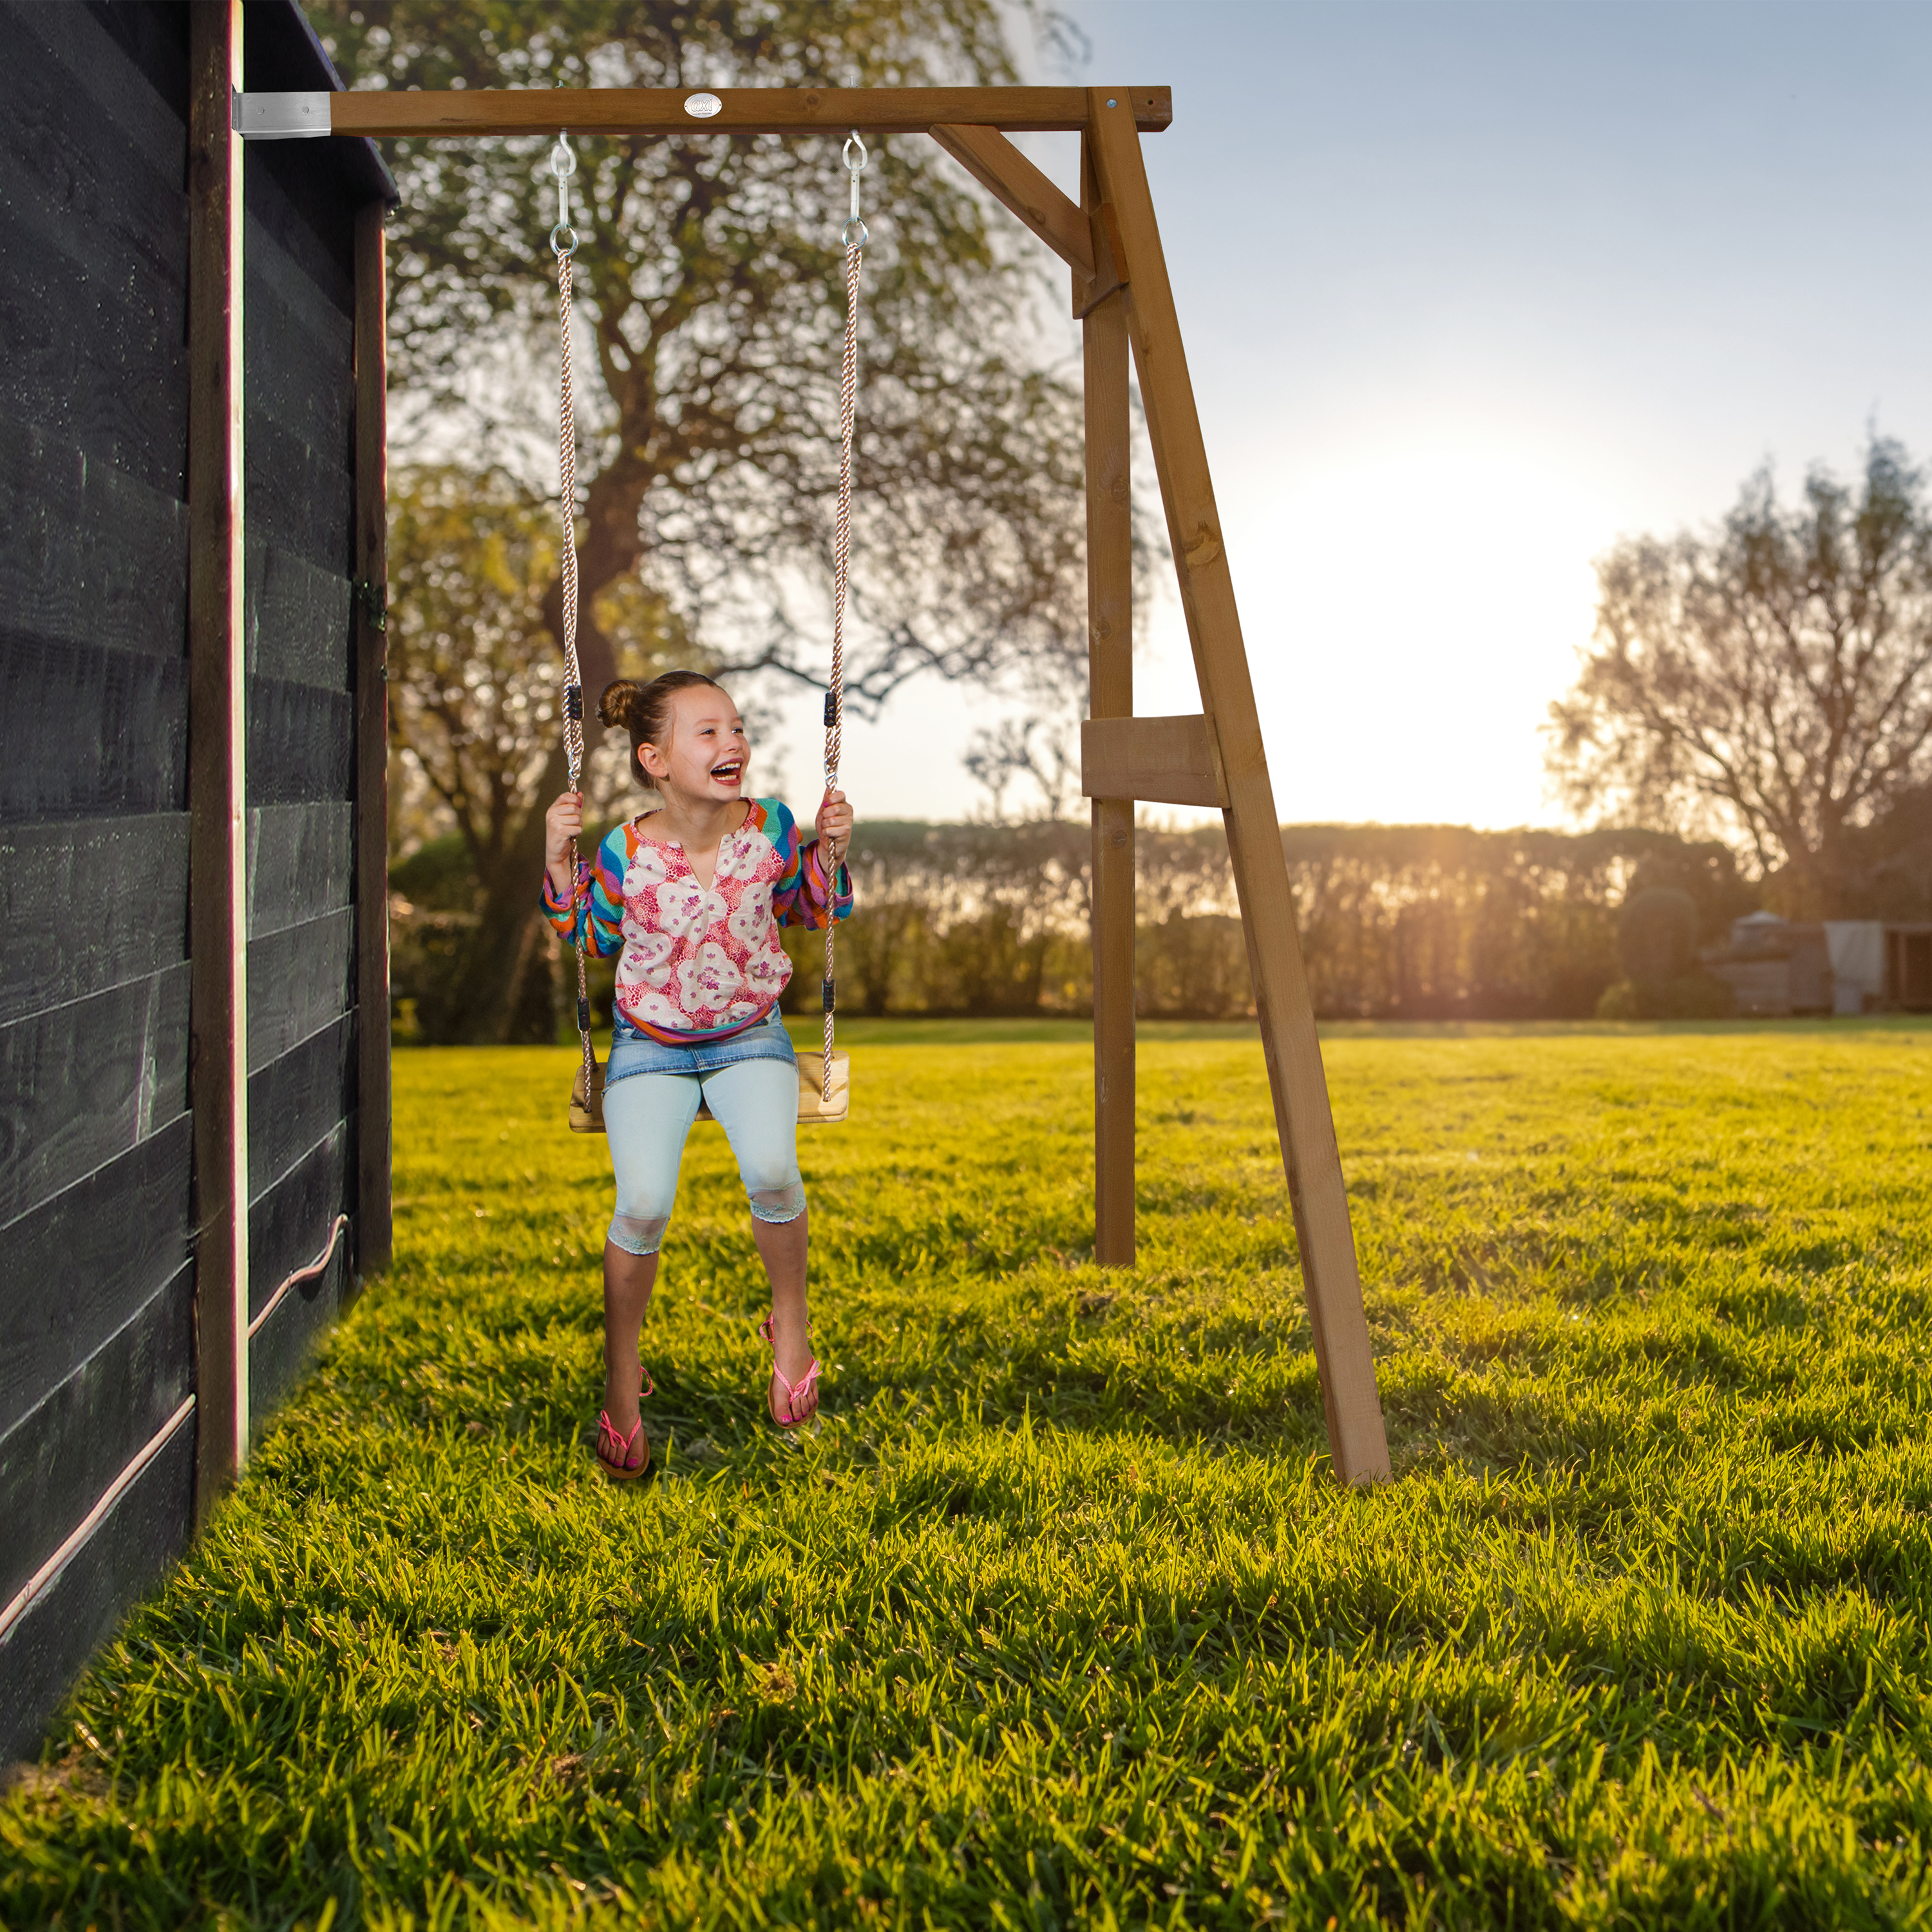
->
[237,78,1391,1486]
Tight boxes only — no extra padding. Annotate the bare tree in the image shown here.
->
[1548,438,1932,916]
[313,0,1090,1037]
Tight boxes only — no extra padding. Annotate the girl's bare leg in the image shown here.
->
[602,1240,658,1462]
[752,1208,818,1422]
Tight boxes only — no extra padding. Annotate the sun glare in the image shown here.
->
[1180,447,1616,829]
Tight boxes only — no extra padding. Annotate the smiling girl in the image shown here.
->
[542,670,853,1479]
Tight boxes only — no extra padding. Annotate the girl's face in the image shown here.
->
[639,685,748,804]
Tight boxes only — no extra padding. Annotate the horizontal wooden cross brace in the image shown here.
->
[1080,714,1229,810]
[237,86,1173,142]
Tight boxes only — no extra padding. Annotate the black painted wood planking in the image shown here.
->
[0,815,189,1026]
[247,907,354,1072]
[0,964,190,1227]
[13,1,189,184]
[244,412,354,574]
[0,417,191,659]
[245,124,357,316]
[247,1113,354,1320]
[0,1416,194,1764]
[0,1262,193,1614]
[248,1237,351,1432]
[246,1010,355,1204]
[246,540,354,690]
[0,235,191,501]
[0,67,190,498]
[245,677,354,806]
[0,1116,193,1442]
[0,632,189,824]
[245,224,355,458]
[247,802,352,940]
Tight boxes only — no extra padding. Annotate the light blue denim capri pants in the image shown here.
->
[601,1004,805,1256]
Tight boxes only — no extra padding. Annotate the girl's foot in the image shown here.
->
[595,1370,654,1479]
[757,1316,820,1427]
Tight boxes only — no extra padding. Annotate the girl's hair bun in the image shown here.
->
[600,670,724,791]
[597,679,643,732]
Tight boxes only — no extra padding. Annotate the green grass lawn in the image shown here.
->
[8,1021,1932,1929]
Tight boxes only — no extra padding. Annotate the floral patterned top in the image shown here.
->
[540,797,853,1044]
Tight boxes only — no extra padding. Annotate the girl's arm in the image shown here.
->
[772,793,855,929]
[540,795,626,957]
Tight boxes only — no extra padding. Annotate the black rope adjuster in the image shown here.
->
[577,998,592,1034]
[564,684,583,721]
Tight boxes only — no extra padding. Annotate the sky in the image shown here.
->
[821,0,1932,829]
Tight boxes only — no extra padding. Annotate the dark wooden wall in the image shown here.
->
[0,0,390,1765]
[242,60,362,1419]
[0,0,200,1768]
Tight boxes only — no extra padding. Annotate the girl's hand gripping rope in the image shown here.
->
[816,788,853,866]
[544,789,585,900]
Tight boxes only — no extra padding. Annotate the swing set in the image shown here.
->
[242,79,1392,1486]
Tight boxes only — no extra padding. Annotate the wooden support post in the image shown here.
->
[352,203,392,1280]
[187,0,249,1519]
[1083,133,1135,1269]
[1088,92,1390,1482]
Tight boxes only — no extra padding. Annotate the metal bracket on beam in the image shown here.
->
[234,91,332,138]
[1081,713,1230,809]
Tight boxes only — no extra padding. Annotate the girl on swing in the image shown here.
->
[542,669,854,1479]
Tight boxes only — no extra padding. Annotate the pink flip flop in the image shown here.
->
[757,1318,820,1428]
[594,1370,655,1479]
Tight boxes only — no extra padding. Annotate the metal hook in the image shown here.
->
[551,133,578,256]
[842,129,867,248]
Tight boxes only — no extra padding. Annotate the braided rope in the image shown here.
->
[558,248,594,1104]
[824,232,861,1101]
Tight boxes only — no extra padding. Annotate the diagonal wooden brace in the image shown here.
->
[1086,92,1391,1486]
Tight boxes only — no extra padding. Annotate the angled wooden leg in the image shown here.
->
[1088,93,1390,1482]
[1083,134,1134,1267]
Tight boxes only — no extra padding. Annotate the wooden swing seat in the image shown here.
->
[569,1048,849,1133]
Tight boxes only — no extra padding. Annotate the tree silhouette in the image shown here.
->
[1548,438,1932,918]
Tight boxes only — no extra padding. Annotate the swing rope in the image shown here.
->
[824,131,866,1103]
[551,136,594,1108]
[548,130,860,1116]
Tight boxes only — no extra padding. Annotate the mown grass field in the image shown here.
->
[7,1019,1932,1929]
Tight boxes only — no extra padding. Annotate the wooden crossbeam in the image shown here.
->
[1087,91,1391,1485]
[319,86,1172,141]
[1080,715,1228,810]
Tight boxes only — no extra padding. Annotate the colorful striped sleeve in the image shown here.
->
[539,824,628,958]
[766,799,855,931]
